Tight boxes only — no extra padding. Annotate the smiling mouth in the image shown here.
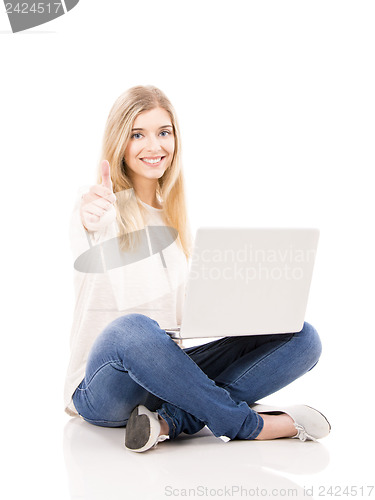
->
[140,156,165,166]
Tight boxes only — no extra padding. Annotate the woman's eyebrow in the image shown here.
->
[131,125,173,131]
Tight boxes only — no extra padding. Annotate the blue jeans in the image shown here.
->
[72,314,322,440]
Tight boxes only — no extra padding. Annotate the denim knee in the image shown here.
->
[298,321,322,371]
[103,313,167,351]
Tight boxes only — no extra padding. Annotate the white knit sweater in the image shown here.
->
[64,187,189,416]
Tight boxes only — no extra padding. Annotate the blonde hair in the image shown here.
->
[97,85,192,260]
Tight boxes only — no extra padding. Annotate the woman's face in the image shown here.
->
[124,107,175,184]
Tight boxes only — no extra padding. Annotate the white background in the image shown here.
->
[1,1,374,499]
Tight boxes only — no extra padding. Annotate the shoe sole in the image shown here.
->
[125,405,161,453]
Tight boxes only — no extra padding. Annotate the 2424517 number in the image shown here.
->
[5,3,62,14]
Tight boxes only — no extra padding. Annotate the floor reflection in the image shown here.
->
[63,417,329,500]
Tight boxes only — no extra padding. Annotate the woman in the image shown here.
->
[64,85,330,453]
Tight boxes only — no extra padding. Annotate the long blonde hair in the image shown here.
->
[97,85,192,260]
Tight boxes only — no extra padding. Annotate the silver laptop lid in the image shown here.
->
[179,228,319,338]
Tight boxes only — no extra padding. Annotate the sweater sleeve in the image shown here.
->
[68,186,189,321]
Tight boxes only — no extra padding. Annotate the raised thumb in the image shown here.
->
[101,160,113,191]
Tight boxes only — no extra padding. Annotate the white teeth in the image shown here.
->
[142,157,162,164]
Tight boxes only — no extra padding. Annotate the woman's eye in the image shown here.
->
[160,130,171,137]
[131,133,143,139]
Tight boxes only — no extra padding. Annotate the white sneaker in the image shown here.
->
[250,403,331,442]
[125,405,169,452]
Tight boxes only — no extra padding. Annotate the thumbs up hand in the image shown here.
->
[100,159,113,192]
[80,160,117,232]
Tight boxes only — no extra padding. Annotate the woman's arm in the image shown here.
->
[69,162,117,263]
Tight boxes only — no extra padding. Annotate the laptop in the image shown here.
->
[166,228,319,339]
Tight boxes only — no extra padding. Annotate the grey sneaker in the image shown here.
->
[250,403,331,442]
[125,405,169,452]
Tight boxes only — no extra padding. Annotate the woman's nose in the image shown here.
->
[145,134,162,152]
